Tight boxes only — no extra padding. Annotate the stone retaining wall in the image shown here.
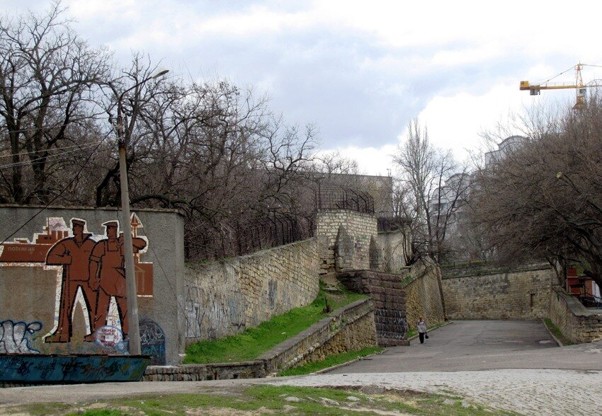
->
[316,210,377,275]
[259,299,376,374]
[549,287,602,343]
[184,239,319,343]
[442,264,554,320]
[402,259,445,330]
[337,271,408,346]
[143,299,376,381]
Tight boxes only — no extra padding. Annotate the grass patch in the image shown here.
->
[6,385,520,415]
[544,318,573,345]
[279,346,383,376]
[184,285,366,364]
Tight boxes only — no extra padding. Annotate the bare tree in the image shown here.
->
[472,95,602,289]
[97,68,318,259]
[95,55,171,207]
[393,120,468,263]
[0,4,319,261]
[0,2,110,204]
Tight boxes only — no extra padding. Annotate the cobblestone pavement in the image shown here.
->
[268,369,602,415]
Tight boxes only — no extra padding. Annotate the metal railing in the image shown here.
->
[317,183,374,214]
[185,215,315,261]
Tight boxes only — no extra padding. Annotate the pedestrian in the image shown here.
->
[417,317,428,344]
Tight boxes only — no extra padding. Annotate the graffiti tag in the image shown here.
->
[0,320,42,353]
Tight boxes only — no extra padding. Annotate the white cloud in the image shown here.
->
[7,0,602,179]
[322,144,398,177]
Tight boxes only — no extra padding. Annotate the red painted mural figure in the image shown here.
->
[89,221,147,338]
[45,219,97,343]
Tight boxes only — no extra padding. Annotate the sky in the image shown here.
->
[4,0,602,176]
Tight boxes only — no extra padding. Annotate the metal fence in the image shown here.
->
[317,183,374,214]
[186,215,315,261]
[185,184,376,261]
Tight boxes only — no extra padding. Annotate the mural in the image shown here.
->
[45,218,97,343]
[0,214,155,349]
[88,221,147,340]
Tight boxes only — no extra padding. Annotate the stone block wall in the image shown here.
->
[402,260,445,330]
[337,270,408,346]
[259,299,376,374]
[549,287,602,343]
[144,299,376,381]
[375,230,410,273]
[316,210,377,275]
[184,238,320,343]
[442,264,554,320]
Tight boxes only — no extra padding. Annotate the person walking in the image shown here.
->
[417,317,428,344]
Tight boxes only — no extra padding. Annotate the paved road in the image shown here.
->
[2,320,602,415]
[327,319,602,373]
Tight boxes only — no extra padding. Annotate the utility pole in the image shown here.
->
[115,69,168,355]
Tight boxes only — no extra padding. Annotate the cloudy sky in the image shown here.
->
[5,0,602,175]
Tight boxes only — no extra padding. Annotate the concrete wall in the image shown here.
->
[402,259,446,330]
[184,238,320,342]
[441,264,555,320]
[316,210,377,275]
[549,287,602,343]
[0,205,185,365]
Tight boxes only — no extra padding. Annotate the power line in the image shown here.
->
[0,141,106,161]
[0,142,106,170]
[0,134,110,246]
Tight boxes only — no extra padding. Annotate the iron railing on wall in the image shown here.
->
[186,215,315,261]
[317,183,374,214]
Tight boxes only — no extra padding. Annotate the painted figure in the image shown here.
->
[45,218,97,342]
[89,221,147,338]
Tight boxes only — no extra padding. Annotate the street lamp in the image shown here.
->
[116,69,168,355]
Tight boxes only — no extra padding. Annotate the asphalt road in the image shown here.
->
[326,319,602,373]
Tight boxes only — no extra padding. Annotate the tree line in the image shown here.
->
[396,94,602,293]
[1,3,346,260]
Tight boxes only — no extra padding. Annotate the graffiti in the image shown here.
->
[0,320,42,353]
[268,280,277,308]
[374,308,408,339]
[140,319,166,365]
[0,354,150,383]
[94,325,127,352]
[185,299,202,338]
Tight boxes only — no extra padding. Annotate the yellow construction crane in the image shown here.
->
[520,63,602,109]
